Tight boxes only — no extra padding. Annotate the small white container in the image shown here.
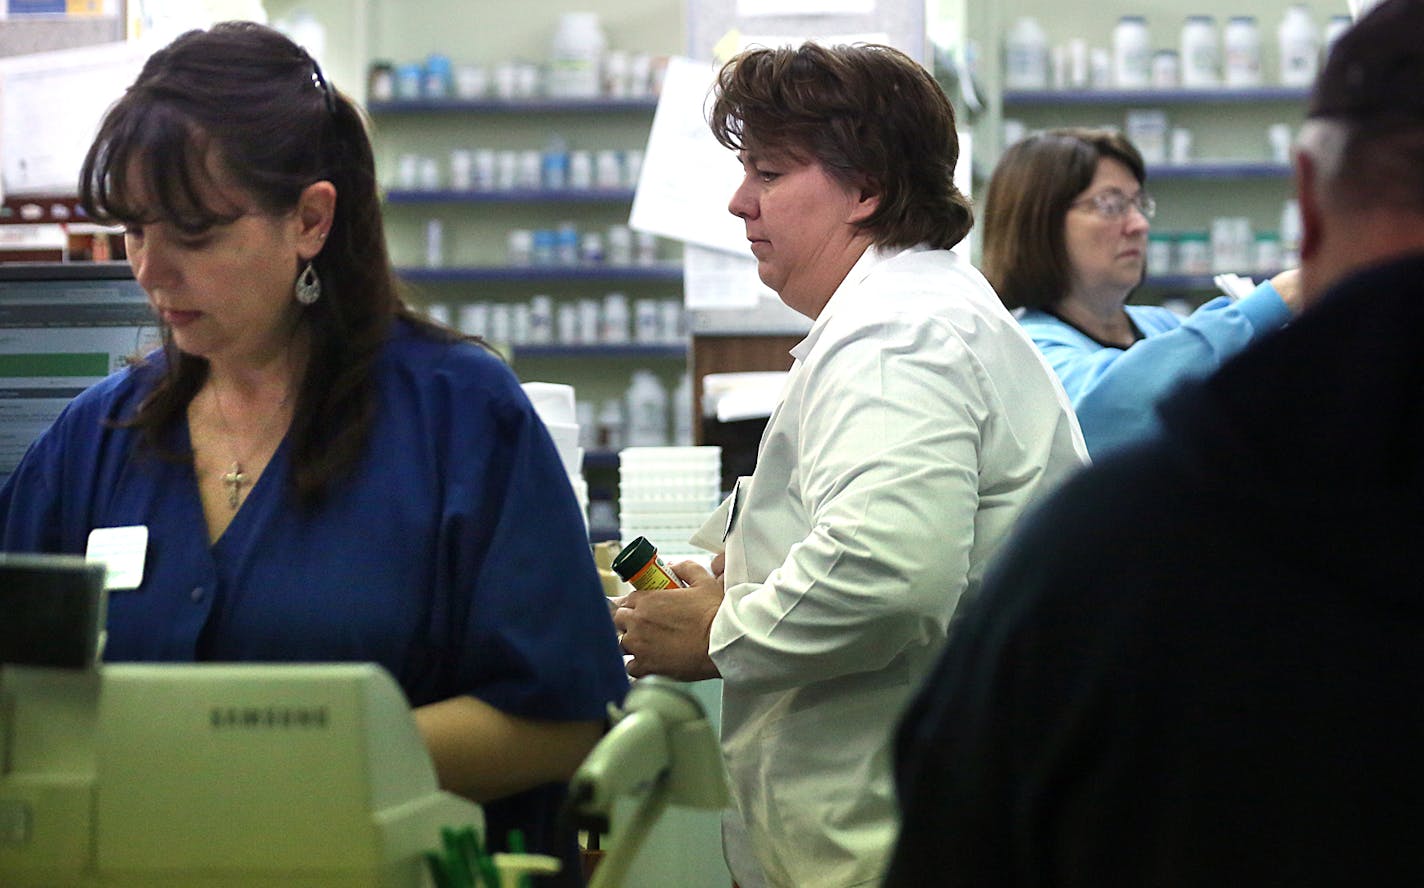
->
[1177,232,1212,274]
[454,64,488,99]
[1255,232,1283,273]
[1278,4,1320,87]
[1112,16,1152,89]
[1004,17,1050,90]
[458,302,489,337]
[547,12,607,99]
[528,295,554,344]
[1223,16,1263,87]
[449,149,473,191]
[594,150,623,189]
[607,225,634,265]
[507,229,534,266]
[602,292,630,344]
[569,150,594,190]
[1170,127,1193,165]
[424,219,444,268]
[634,298,661,343]
[578,298,601,344]
[635,231,659,266]
[1151,51,1180,89]
[1179,15,1220,88]
[1125,108,1169,165]
[624,370,671,448]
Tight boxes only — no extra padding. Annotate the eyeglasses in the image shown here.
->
[1070,188,1157,220]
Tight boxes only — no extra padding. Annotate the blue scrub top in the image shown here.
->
[0,318,627,870]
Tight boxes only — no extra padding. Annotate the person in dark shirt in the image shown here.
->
[887,1,1424,884]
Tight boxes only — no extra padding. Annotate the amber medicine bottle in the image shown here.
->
[611,536,684,590]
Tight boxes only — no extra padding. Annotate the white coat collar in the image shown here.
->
[789,242,932,362]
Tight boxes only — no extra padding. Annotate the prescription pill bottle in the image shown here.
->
[612,536,684,590]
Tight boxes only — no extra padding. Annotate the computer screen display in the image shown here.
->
[0,262,156,485]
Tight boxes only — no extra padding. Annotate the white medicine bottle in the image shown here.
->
[624,370,669,447]
[1004,17,1049,90]
[1113,16,1152,89]
[1277,4,1319,87]
[1179,15,1220,88]
[1223,16,1262,87]
[547,11,607,98]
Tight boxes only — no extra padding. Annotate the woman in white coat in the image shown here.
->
[611,42,1088,888]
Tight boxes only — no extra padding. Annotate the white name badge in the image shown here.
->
[86,525,149,591]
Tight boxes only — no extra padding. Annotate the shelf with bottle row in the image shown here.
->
[367,97,659,116]
[396,263,681,284]
[1002,86,1310,106]
[385,188,637,205]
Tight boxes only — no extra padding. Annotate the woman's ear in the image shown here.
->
[295,180,337,259]
[848,180,880,224]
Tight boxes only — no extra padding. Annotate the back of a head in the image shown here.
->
[1302,0,1424,214]
[709,42,973,251]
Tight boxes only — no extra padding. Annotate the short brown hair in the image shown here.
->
[981,128,1145,310]
[709,42,973,251]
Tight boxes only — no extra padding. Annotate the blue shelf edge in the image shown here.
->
[369,97,658,115]
[385,188,636,204]
[398,264,682,283]
[512,343,688,360]
[1003,86,1310,105]
[1147,162,1293,180]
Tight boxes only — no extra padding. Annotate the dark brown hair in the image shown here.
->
[79,21,443,506]
[709,42,973,251]
[981,128,1146,310]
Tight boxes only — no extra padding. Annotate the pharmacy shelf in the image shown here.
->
[397,264,682,283]
[1147,162,1292,180]
[511,343,687,360]
[1002,86,1311,106]
[385,188,636,204]
[368,97,658,115]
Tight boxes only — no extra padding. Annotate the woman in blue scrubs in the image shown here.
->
[981,128,1304,457]
[0,22,625,881]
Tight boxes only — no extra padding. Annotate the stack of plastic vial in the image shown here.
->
[521,382,588,525]
[618,446,722,560]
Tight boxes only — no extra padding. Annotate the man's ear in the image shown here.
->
[1294,152,1323,263]
[295,180,337,260]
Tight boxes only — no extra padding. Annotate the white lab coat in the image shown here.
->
[696,244,1088,887]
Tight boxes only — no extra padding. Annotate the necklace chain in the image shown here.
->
[209,381,294,510]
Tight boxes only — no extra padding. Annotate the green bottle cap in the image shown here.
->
[610,536,656,582]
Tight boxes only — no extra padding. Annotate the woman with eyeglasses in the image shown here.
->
[982,128,1303,457]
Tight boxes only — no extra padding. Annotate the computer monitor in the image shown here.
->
[0,558,486,888]
[0,262,157,486]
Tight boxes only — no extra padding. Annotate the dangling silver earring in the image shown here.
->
[294,262,321,306]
